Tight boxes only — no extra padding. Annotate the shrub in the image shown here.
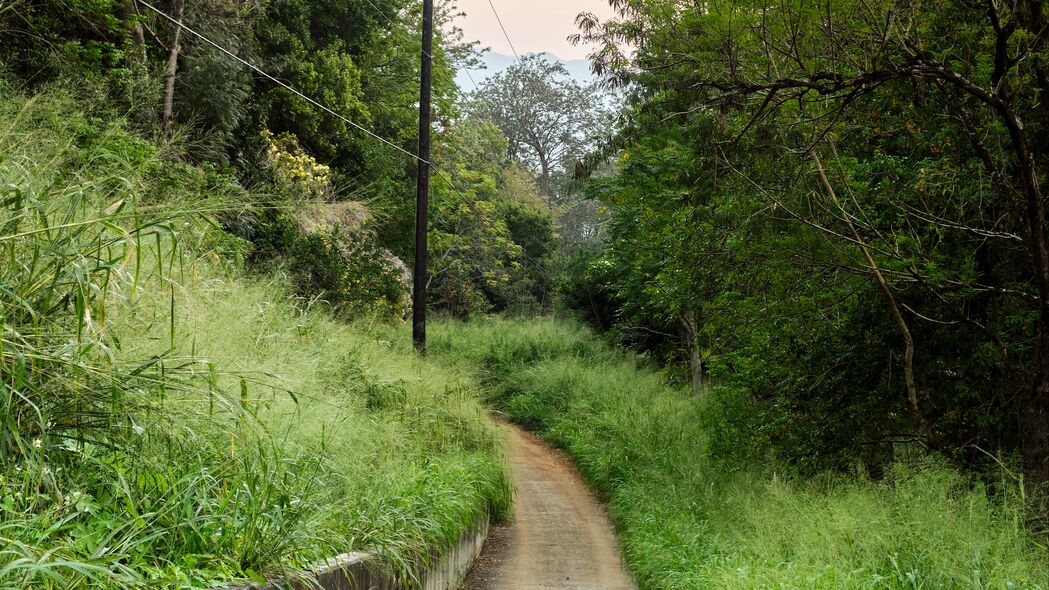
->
[250,202,410,319]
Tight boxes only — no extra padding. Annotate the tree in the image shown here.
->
[429,119,557,316]
[161,0,184,138]
[469,54,609,197]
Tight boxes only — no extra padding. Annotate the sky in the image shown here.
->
[452,0,616,61]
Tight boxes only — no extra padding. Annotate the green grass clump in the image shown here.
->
[0,88,508,589]
[430,316,1047,590]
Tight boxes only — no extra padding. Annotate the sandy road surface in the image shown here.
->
[462,426,637,590]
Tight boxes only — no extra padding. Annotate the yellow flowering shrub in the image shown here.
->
[262,129,331,198]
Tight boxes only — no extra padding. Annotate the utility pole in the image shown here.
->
[413,0,434,353]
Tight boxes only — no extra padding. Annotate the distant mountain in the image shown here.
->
[455,52,597,92]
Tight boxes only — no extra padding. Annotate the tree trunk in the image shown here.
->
[161,0,185,138]
[1013,132,1049,486]
[1025,353,1049,486]
[537,150,552,196]
[682,309,705,397]
[813,151,931,439]
[690,339,704,395]
[1020,162,1049,485]
[115,1,147,64]
[1015,0,1049,491]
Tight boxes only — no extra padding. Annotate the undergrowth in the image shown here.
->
[0,88,508,589]
[431,317,1048,590]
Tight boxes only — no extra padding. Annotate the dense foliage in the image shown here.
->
[0,89,508,588]
[563,0,1049,497]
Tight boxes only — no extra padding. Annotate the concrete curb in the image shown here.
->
[217,514,489,590]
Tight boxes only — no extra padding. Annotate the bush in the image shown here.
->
[250,203,410,319]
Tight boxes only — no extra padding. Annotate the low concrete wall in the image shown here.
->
[218,515,489,590]
[419,516,488,590]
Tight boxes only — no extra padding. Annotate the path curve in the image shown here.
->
[463,425,637,590]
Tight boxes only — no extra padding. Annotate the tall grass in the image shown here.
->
[431,317,1048,590]
[0,88,508,589]
[110,271,511,577]
[0,89,208,589]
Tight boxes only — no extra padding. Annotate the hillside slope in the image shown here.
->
[0,88,508,589]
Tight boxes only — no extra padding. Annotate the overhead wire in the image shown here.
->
[134,0,506,236]
[485,0,521,61]
[459,60,482,93]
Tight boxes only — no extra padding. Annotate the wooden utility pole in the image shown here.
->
[413,0,434,353]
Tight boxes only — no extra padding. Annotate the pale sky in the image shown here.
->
[453,0,616,60]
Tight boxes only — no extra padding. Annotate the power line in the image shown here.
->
[460,64,481,93]
[135,0,496,228]
[486,0,520,61]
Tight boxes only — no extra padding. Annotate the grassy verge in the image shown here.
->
[430,316,1047,590]
[0,88,508,589]
[105,266,510,588]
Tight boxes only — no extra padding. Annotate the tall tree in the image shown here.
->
[161,0,184,138]
[469,54,609,197]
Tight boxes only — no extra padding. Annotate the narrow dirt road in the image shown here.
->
[462,426,637,590]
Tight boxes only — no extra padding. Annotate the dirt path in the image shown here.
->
[462,426,637,590]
